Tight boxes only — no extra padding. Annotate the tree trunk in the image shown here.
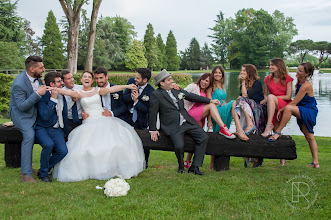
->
[59,0,85,74]
[84,0,102,72]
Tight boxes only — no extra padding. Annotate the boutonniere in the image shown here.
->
[112,93,119,100]
[178,92,185,100]
[141,95,149,101]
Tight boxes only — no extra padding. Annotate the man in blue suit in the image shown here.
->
[9,56,47,183]
[94,67,127,120]
[35,71,68,182]
[123,68,155,168]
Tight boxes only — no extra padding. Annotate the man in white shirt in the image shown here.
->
[61,70,83,134]
[9,56,46,183]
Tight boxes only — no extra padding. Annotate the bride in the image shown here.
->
[52,71,145,182]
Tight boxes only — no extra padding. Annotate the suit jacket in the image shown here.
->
[9,71,43,130]
[35,91,68,135]
[149,88,211,135]
[100,83,127,120]
[123,77,155,129]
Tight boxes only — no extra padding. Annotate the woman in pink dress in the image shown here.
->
[182,73,235,169]
[260,58,293,166]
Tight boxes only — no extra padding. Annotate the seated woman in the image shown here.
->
[207,65,236,168]
[269,62,319,168]
[182,73,235,169]
[260,58,293,166]
[231,64,265,141]
[52,71,145,182]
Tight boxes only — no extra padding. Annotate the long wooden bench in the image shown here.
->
[0,126,297,171]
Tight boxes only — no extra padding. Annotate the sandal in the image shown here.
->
[235,130,249,141]
[268,131,282,142]
[307,162,320,168]
[261,123,274,137]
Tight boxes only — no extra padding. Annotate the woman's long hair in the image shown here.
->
[241,64,259,90]
[195,73,212,91]
[211,65,225,92]
[296,62,315,88]
[269,58,287,86]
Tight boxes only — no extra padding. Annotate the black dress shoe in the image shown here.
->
[178,168,185,174]
[39,176,52,182]
[188,166,204,175]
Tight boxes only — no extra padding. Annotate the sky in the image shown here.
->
[17,0,331,52]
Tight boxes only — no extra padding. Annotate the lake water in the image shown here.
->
[190,72,331,137]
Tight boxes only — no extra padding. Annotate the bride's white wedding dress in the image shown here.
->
[53,88,145,182]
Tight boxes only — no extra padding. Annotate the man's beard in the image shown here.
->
[33,72,42,78]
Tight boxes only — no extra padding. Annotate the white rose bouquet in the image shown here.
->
[112,93,119,100]
[178,92,185,100]
[96,178,130,197]
[141,95,149,101]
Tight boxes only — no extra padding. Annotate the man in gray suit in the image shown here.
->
[9,56,47,183]
[149,70,220,175]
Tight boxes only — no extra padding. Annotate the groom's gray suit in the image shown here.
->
[9,71,42,176]
[149,88,210,169]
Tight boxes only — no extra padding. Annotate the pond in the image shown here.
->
[190,71,331,137]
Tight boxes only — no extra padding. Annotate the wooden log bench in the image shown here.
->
[0,126,297,171]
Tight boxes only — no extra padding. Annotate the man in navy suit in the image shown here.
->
[94,67,127,120]
[123,68,155,168]
[9,56,46,183]
[35,71,68,182]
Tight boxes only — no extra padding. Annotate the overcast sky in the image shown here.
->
[17,0,331,51]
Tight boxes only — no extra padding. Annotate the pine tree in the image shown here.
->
[165,30,180,71]
[200,43,214,70]
[41,10,65,69]
[125,40,148,71]
[187,37,201,70]
[143,23,159,71]
[156,33,167,70]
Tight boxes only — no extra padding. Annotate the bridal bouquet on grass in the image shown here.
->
[96,178,130,197]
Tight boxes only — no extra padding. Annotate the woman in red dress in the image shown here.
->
[260,58,293,165]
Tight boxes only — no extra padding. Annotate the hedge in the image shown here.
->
[0,73,14,116]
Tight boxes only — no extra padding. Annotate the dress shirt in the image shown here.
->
[26,72,40,93]
[63,85,83,119]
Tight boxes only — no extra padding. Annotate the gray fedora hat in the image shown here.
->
[154,69,172,85]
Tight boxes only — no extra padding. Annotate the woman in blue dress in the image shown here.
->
[269,62,319,168]
[207,65,236,169]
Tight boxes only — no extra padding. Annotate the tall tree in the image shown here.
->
[125,40,148,71]
[93,16,135,69]
[0,41,24,69]
[165,30,180,71]
[289,39,315,63]
[314,41,331,70]
[156,33,166,70]
[59,0,87,73]
[41,10,65,69]
[200,43,214,70]
[22,19,41,56]
[84,0,102,71]
[209,11,233,66]
[77,9,89,69]
[143,23,159,71]
[186,37,201,70]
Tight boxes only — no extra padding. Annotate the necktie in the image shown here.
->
[167,90,185,125]
[72,102,80,124]
[132,107,137,122]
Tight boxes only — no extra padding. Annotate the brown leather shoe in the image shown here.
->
[21,174,37,183]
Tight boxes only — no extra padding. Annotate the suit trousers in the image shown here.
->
[20,126,35,176]
[35,126,68,177]
[169,122,208,167]
[67,119,82,134]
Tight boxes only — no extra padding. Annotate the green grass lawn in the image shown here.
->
[0,118,330,219]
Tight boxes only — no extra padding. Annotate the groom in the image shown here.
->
[149,70,218,175]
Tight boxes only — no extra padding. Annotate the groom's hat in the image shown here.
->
[154,69,172,85]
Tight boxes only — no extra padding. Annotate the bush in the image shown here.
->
[73,73,193,89]
[0,73,14,116]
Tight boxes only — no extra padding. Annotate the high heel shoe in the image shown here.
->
[268,131,282,142]
[261,123,274,137]
[235,130,249,141]
[307,162,320,168]
[245,125,256,136]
